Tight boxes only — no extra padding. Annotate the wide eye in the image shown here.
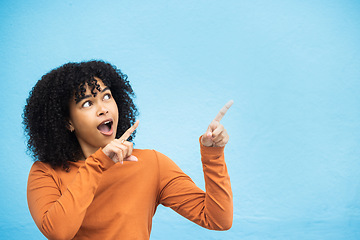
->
[103,93,111,100]
[82,101,92,108]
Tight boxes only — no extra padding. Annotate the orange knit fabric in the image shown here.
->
[27,143,233,240]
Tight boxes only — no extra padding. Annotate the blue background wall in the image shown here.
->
[1,0,360,239]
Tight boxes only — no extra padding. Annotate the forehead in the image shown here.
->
[84,77,107,92]
[73,77,110,103]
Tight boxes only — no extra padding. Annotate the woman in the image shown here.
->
[23,60,233,239]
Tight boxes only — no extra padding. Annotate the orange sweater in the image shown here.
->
[27,143,233,240]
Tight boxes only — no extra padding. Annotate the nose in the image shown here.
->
[97,103,109,116]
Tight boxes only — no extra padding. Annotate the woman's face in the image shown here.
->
[68,78,119,158]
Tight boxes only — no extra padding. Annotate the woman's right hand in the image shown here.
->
[102,120,139,164]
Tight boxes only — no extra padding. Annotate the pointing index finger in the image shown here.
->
[119,120,139,141]
[213,100,234,122]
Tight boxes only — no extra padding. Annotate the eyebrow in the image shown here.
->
[75,87,111,104]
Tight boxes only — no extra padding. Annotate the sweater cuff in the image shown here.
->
[91,148,116,171]
[199,136,225,163]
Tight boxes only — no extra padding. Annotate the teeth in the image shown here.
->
[104,121,111,124]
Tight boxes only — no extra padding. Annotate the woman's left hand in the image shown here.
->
[201,100,233,147]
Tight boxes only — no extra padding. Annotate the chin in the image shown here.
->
[107,135,116,143]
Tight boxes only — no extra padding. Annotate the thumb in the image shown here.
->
[205,120,219,138]
[204,125,213,139]
[206,131,212,138]
[125,155,138,162]
[201,127,213,147]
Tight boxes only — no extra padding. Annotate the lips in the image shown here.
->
[97,119,114,136]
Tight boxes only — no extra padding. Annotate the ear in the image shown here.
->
[67,120,75,132]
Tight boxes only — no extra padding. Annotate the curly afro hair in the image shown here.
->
[23,60,138,170]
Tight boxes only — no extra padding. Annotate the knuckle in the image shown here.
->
[116,148,123,155]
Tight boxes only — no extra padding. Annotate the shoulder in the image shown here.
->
[27,161,61,191]
[29,161,54,174]
[132,149,173,163]
[133,149,184,175]
[28,161,63,182]
[132,148,157,156]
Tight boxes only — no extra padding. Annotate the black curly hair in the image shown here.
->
[23,60,138,170]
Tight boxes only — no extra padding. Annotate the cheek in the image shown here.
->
[111,101,119,117]
[112,102,119,129]
[72,111,95,130]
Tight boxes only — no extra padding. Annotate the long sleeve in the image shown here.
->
[27,149,115,240]
[157,140,233,230]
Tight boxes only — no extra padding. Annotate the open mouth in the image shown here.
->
[97,120,113,136]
